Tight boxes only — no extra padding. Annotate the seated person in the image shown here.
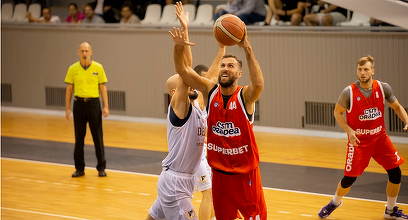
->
[265,0,305,26]
[82,3,105,24]
[303,1,347,26]
[213,0,266,25]
[26,7,61,23]
[66,3,85,23]
[120,4,140,24]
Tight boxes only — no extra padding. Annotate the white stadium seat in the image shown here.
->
[140,4,161,25]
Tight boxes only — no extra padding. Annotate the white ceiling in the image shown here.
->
[326,0,408,30]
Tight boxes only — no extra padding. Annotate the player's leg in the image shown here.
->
[319,142,370,219]
[194,160,213,220]
[198,188,213,220]
[147,198,165,220]
[212,169,240,219]
[236,167,267,220]
[373,134,407,219]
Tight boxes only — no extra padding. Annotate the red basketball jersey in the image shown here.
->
[206,85,259,173]
[346,80,386,142]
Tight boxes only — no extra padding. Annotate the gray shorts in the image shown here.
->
[149,170,198,220]
[317,12,346,25]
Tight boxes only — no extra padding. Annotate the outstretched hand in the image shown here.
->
[169,27,195,46]
[175,1,189,30]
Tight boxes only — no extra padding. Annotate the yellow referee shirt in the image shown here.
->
[65,61,108,98]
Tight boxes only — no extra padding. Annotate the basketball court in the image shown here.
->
[1,109,408,219]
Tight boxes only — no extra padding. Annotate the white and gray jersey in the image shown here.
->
[337,80,396,110]
[162,100,207,174]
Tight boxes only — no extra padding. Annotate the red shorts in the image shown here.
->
[344,133,405,177]
[211,166,267,220]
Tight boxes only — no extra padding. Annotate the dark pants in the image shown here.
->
[73,97,106,172]
[214,9,266,25]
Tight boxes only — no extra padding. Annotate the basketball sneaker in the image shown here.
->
[384,206,408,219]
[318,200,342,219]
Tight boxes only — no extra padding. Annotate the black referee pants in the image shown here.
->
[73,98,106,172]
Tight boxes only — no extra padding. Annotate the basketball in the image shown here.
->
[213,14,246,46]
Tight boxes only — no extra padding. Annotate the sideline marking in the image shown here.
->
[1,207,94,220]
[2,157,408,206]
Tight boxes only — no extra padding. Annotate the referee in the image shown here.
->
[65,41,109,178]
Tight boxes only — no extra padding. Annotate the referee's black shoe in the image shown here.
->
[98,170,107,177]
[72,170,85,177]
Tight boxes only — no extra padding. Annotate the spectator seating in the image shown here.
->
[190,4,214,27]
[1,2,14,21]
[28,3,41,19]
[10,3,27,22]
[140,4,161,25]
[169,4,196,26]
[338,12,370,26]
[157,4,178,25]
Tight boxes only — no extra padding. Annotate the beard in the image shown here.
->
[189,90,198,100]
[218,74,236,88]
[358,76,372,84]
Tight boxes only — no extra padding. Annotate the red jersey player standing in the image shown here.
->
[318,55,408,219]
[169,18,267,220]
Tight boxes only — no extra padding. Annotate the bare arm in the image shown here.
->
[65,84,74,120]
[204,43,226,84]
[99,83,109,117]
[175,2,192,67]
[334,103,360,146]
[389,99,408,130]
[287,2,304,16]
[238,30,264,115]
[170,28,215,97]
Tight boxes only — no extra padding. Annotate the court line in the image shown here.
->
[3,157,408,206]
[1,207,94,220]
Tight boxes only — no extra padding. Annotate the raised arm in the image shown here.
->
[175,2,192,67]
[205,43,226,83]
[170,28,215,97]
[238,30,264,114]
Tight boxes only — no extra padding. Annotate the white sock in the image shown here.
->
[332,193,343,206]
[387,196,397,211]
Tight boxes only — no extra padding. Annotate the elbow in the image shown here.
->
[254,79,264,91]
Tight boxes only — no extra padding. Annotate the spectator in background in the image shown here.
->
[303,1,347,26]
[83,3,105,23]
[90,0,124,23]
[165,0,190,4]
[265,0,305,26]
[66,3,85,23]
[26,7,61,23]
[120,4,140,24]
[213,0,266,25]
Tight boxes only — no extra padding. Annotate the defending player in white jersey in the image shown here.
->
[146,2,224,220]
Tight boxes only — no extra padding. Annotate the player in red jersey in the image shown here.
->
[318,55,408,219]
[169,11,267,219]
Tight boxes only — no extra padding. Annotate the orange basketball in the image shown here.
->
[213,14,246,46]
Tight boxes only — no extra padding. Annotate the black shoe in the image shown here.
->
[98,170,107,177]
[72,170,85,177]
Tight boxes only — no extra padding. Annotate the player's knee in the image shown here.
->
[341,176,357,188]
[387,166,401,184]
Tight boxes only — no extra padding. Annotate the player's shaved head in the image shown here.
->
[166,74,179,96]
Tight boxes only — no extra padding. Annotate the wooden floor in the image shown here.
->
[2,111,408,219]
